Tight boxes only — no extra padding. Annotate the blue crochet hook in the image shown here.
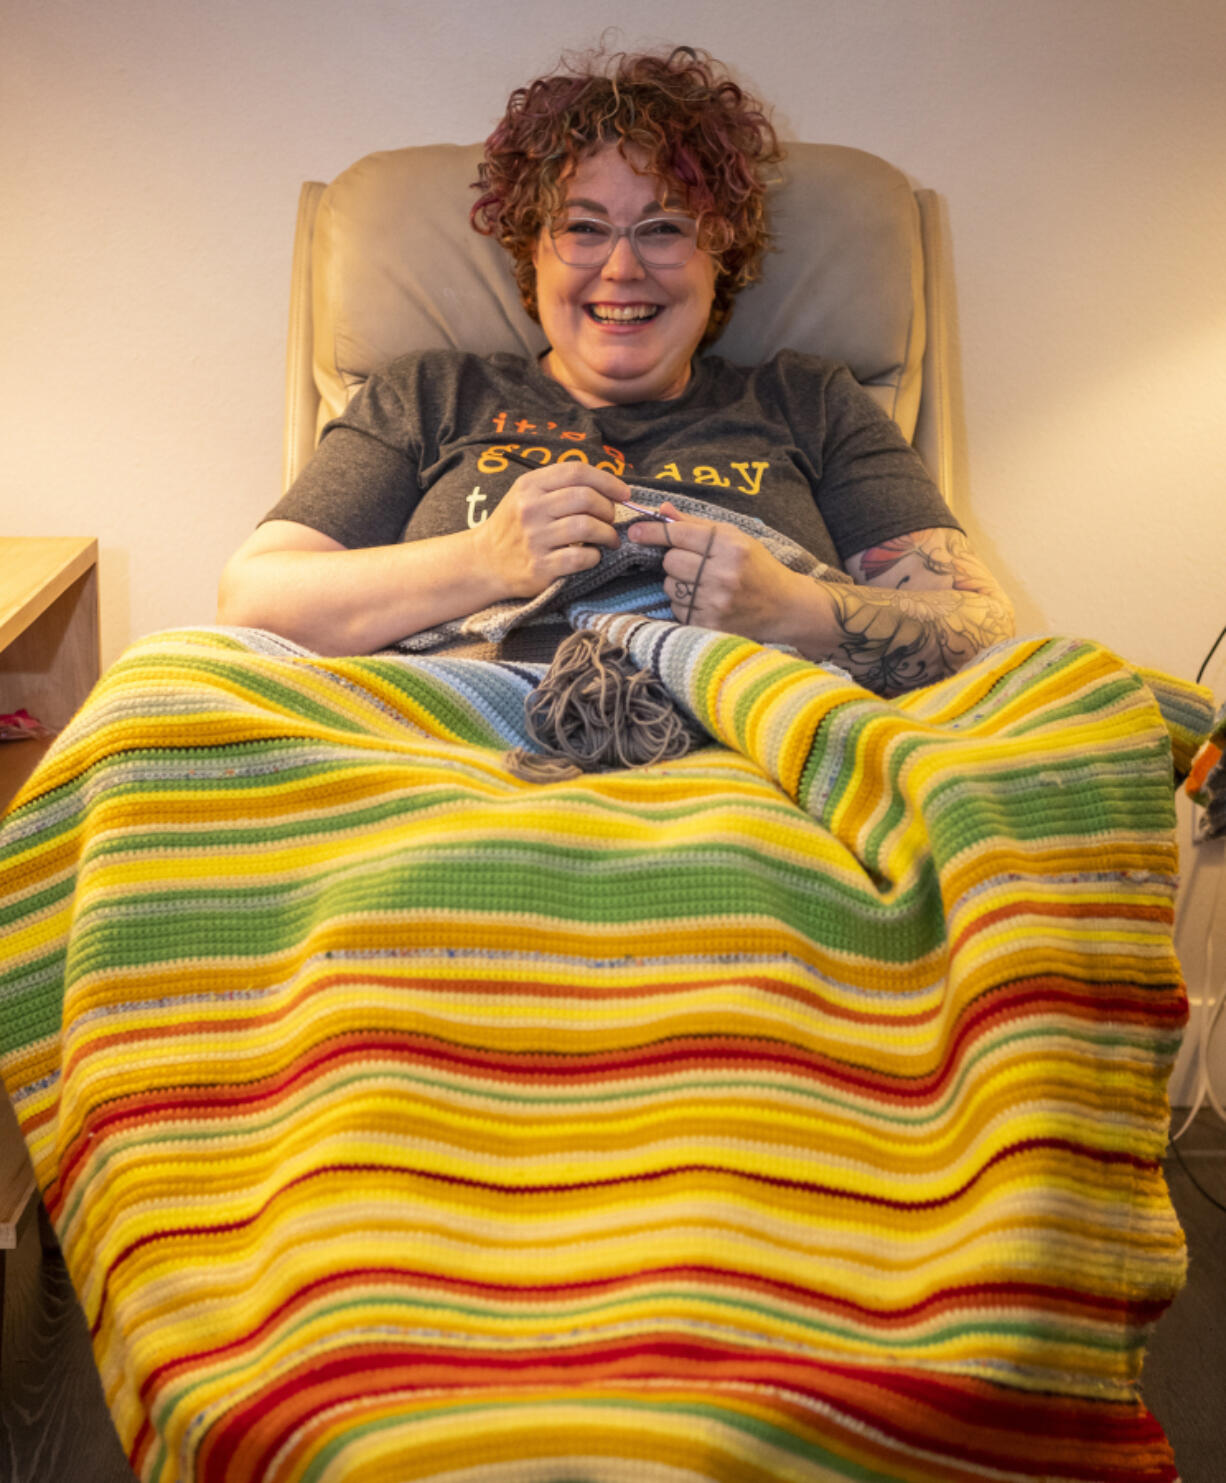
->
[622,499,678,523]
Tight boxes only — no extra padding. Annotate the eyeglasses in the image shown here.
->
[548,215,700,269]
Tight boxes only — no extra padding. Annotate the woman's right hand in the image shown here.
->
[471,463,631,597]
[217,465,633,658]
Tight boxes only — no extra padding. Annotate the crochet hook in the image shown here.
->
[622,499,678,523]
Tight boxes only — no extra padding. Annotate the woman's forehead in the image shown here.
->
[560,143,685,211]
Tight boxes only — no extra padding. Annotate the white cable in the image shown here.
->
[1170,636,1226,1139]
[1172,809,1225,1139]
[1197,919,1225,1123]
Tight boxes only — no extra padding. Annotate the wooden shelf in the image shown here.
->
[0,536,97,650]
[0,736,54,808]
[0,1095,36,1252]
[0,536,99,1247]
[0,538,98,808]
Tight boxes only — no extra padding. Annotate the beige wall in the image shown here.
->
[4,0,1224,1092]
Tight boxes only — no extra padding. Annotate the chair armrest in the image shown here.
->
[913,188,956,510]
[282,181,326,493]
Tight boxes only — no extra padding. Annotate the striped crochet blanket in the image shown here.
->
[0,619,1214,1483]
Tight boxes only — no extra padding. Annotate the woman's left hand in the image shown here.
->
[627,502,800,642]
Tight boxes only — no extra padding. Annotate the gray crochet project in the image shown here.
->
[392,488,852,657]
[385,488,853,780]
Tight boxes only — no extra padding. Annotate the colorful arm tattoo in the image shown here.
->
[831,529,1015,694]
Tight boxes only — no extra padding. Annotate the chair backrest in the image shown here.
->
[284,141,954,503]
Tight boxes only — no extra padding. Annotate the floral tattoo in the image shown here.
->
[831,529,1015,694]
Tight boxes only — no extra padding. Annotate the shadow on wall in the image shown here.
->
[919,189,1032,633]
[98,545,132,671]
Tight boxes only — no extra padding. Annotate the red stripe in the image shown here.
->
[56,974,1184,1184]
[135,1259,1164,1405]
[188,1340,1177,1483]
[90,1135,1158,1339]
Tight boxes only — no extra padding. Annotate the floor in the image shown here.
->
[1140,1109,1226,1482]
[2,1112,1224,1483]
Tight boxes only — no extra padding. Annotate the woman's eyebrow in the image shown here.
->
[564,195,670,216]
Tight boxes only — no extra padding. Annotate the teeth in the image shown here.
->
[589,305,659,322]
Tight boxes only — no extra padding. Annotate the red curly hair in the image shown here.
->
[471,46,782,341]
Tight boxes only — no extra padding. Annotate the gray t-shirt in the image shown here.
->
[266,348,959,570]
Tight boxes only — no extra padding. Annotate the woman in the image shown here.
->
[218,47,1014,695]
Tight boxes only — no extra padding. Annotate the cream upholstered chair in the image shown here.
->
[282,142,954,505]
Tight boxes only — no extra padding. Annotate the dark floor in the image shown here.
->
[0,1207,134,1482]
[1140,1109,1226,1482]
[2,1113,1224,1482]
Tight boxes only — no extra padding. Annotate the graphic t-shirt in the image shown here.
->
[266,349,959,570]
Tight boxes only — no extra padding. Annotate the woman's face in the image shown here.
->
[532,144,718,408]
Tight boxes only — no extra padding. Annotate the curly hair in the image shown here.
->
[471,46,782,341]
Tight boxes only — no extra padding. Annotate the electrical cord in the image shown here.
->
[1195,621,1226,685]
[1165,1132,1226,1213]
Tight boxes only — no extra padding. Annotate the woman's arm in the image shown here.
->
[628,510,1015,694]
[807,526,1016,692]
[218,464,631,656]
[218,520,500,656]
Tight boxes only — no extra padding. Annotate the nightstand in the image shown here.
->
[0,537,100,1290]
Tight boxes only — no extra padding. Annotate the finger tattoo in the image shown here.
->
[682,525,718,625]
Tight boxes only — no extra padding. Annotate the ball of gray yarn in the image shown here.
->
[505,629,700,781]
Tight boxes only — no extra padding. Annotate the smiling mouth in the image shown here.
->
[585,304,661,324]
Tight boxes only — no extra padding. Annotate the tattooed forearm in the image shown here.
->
[825,583,1014,692]
[829,530,1015,694]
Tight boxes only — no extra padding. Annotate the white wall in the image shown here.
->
[4,0,1224,1095]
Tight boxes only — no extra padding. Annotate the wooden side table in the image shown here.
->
[0,537,100,1296]
[0,537,100,811]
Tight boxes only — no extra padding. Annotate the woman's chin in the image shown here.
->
[548,349,690,407]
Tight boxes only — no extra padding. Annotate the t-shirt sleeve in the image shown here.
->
[261,371,423,549]
[795,359,961,559]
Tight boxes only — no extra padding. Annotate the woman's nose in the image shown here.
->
[602,233,645,279]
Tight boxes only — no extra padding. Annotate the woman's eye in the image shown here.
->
[562,220,609,238]
[641,220,687,238]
